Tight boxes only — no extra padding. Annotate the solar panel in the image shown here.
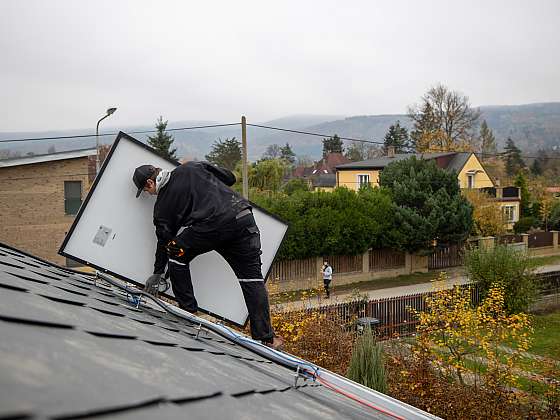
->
[59,132,287,326]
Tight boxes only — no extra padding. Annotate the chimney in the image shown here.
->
[387,146,395,158]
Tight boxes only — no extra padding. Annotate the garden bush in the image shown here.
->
[465,245,537,314]
[514,216,540,233]
[347,326,387,393]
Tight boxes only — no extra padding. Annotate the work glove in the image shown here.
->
[144,273,163,295]
[166,239,186,259]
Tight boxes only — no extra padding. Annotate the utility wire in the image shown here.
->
[248,123,560,161]
[0,122,241,143]
[2,120,560,161]
[246,123,385,146]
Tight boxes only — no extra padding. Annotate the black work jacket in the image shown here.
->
[152,161,249,274]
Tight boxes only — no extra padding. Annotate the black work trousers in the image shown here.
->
[168,213,274,342]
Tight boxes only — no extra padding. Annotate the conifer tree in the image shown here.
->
[322,134,344,156]
[503,138,525,177]
[205,137,242,170]
[147,116,177,160]
[479,120,497,159]
[383,120,410,153]
[280,142,296,165]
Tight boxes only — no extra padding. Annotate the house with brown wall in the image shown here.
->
[0,148,97,266]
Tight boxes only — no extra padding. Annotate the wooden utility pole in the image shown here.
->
[241,115,249,199]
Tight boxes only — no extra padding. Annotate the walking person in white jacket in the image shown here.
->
[322,261,333,298]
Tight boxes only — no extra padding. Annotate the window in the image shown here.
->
[502,205,515,223]
[64,181,82,215]
[357,174,370,188]
[467,173,475,189]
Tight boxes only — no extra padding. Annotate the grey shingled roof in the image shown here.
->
[0,148,96,168]
[444,152,472,174]
[0,242,436,420]
[335,152,458,170]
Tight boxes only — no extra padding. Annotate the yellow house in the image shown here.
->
[336,151,520,230]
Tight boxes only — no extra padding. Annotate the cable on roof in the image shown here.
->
[94,272,410,419]
[0,122,241,143]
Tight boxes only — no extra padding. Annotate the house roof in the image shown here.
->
[0,242,436,420]
[292,153,351,179]
[0,148,97,168]
[335,152,459,170]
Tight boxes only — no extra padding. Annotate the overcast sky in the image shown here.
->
[1,0,559,131]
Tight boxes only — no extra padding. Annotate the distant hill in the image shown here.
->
[1,103,559,161]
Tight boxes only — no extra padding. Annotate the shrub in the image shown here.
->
[379,156,473,252]
[465,245,537,314]
[550,201,560,231]
[270,307,354,375]
[282,178,310,195]
[514,216,539,233]
[347,327,387,393]
[251,187,395,260]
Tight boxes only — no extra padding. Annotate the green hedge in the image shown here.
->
[252,187,394,260]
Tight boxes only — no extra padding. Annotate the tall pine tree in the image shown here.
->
[503,138,525,177]
[147,116,177,160]
[322,134,344,156]
[205,137,242,170]
[383,120,410,153]
[479,120,497,159]
[280,142,296,165]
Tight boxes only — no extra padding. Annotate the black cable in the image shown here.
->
[246,123,385,146]
[247,123,560,161]
[0,123,241,143]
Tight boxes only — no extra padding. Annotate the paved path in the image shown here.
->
[273,263,560,312]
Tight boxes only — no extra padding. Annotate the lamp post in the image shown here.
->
[96,107,117,172]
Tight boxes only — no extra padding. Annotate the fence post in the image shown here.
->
[521,233,529,250]
[362,250,369,274]
[552,231,559,250]
[316,257,323,283]
[480,236,495,250]
[405,253,412,274]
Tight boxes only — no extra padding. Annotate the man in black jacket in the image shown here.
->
[132,162,282,349]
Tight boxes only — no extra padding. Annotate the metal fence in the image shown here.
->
[285,272,559,339]
[528,231,554,248]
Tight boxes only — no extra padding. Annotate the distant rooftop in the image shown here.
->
[0,148,97,168]
[336,152,473,174]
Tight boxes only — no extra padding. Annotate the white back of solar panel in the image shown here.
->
[60,133,287,326]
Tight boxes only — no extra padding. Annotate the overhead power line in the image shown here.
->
[2,119,560,161]
[0,123,241,143]
[246,123,385,146]
[248,123,560,161]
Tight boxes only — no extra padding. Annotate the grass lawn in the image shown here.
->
[529,254,560,268]
[531,310,560,360]
[270,270,441,304]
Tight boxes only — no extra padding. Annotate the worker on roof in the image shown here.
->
[132,162,283,350]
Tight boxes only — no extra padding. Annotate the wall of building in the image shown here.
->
[499,201,520,230]
[457,154,494,189]
[336,169,380,190]
[0,158,91,265]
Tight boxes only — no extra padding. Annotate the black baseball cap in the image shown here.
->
[133,165,156,197]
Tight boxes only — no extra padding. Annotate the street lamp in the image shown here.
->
[96,107,117,172]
